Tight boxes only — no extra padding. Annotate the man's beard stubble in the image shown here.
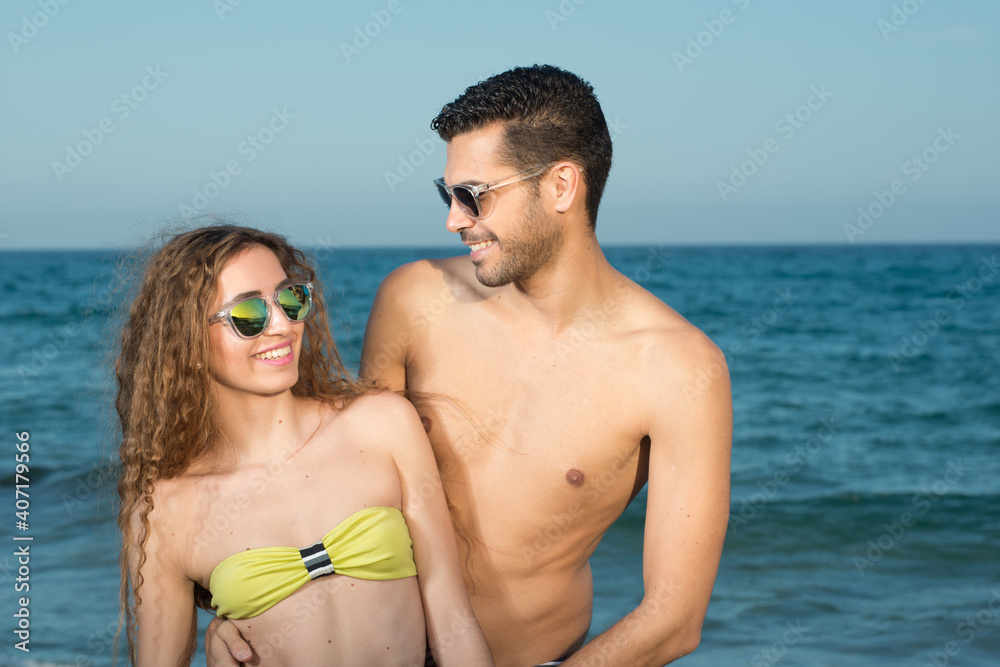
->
[474,195,563,288]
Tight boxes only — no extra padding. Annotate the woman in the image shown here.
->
[116,224,492,665]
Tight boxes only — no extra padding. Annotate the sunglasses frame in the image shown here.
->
[208,282,315,339]
[433,163,554,219]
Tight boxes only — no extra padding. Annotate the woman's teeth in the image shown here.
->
[254,345,291,360]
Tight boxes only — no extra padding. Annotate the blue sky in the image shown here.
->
[2,0,997,249]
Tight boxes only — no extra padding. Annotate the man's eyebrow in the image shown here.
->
[446,173,484,187]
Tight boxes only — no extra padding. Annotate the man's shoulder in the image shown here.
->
[377,255,479,304]
[608,286,730,435]
[619,283,727,387]
[336,391,427,458]
[340,389,419,431]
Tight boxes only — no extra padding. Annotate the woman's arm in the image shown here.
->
[126,498,198,666]
[382,393,494,666]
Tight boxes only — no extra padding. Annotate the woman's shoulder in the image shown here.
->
[143,473,201,523]
[122,473,202,555]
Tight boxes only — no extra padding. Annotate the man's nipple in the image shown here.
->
[420,416,433,433]
[566,468,585,486]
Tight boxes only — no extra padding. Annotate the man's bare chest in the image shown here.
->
[408,333,648,505]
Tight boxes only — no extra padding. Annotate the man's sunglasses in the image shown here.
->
[433,163,553,219]
[208,283,314,339]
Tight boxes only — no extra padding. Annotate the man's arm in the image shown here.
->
[359,263,419,390]
[564,334,732,666]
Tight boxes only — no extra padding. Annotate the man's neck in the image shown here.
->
[504,233,619,334]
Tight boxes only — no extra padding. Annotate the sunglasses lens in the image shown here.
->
[452,186,481,218]
[278,284,312,321]
[229,298,269,337]
[434,180,452,208]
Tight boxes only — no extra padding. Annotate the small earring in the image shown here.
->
[196,362,202,369]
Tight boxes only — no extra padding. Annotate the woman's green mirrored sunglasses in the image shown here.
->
[208,282,313,339]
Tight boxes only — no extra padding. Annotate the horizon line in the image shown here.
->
[2,239,999,253]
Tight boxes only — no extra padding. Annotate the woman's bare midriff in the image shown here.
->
[229,576,425,666]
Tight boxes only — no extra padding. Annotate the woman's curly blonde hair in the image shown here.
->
[115,223,366,663]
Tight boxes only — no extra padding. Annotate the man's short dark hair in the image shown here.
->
[431,65,613,229]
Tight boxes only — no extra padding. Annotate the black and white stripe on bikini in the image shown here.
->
[299,541,335,579]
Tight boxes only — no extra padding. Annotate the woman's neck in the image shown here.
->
[210,386,324,469]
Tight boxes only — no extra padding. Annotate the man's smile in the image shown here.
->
[467,239,495,254]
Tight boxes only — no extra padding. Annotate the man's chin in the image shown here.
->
[474,265,514,288]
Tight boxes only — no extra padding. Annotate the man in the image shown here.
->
[211,64,730,666]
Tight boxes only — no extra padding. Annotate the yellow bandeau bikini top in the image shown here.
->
[209,506,417,619]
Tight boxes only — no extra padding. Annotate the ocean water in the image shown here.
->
[1,244,998,666]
